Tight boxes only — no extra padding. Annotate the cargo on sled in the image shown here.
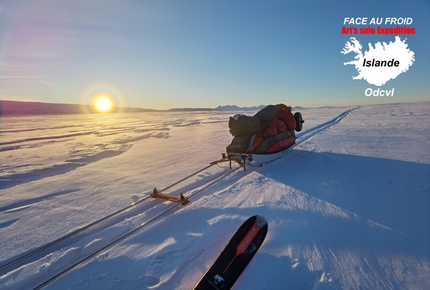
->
[213,104,304,168]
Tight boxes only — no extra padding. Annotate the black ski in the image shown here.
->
[194,215,268,290]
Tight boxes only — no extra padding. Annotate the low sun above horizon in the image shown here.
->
[90,93,116,114]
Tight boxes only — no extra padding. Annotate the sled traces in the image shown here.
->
[296,107,358,147]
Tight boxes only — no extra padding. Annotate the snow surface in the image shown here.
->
[1,102,429,289]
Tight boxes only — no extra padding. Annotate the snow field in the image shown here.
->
[0,102,429,289]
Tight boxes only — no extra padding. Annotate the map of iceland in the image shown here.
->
[341,36,415,86]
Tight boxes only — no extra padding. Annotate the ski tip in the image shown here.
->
[254,215,267,228]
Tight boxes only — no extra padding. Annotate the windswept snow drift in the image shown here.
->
[0,103,429,289]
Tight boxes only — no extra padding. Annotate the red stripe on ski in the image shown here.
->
[223,223,261,273]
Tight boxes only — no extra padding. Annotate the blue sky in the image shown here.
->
[1,0,429,110]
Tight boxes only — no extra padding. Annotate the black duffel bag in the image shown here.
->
[253,105,277,129]
[228,114,262,136]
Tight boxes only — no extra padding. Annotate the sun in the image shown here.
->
[94,96,113,112]
[90,94,115,113]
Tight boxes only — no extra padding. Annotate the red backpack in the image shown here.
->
[276,104,296,130]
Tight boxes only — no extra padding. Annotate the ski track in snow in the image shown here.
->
[295,107,358,147]
[0,103,429,290]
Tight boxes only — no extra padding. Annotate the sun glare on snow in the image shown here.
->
[90,93,116,114]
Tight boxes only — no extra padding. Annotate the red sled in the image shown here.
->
[224,105,304,166]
